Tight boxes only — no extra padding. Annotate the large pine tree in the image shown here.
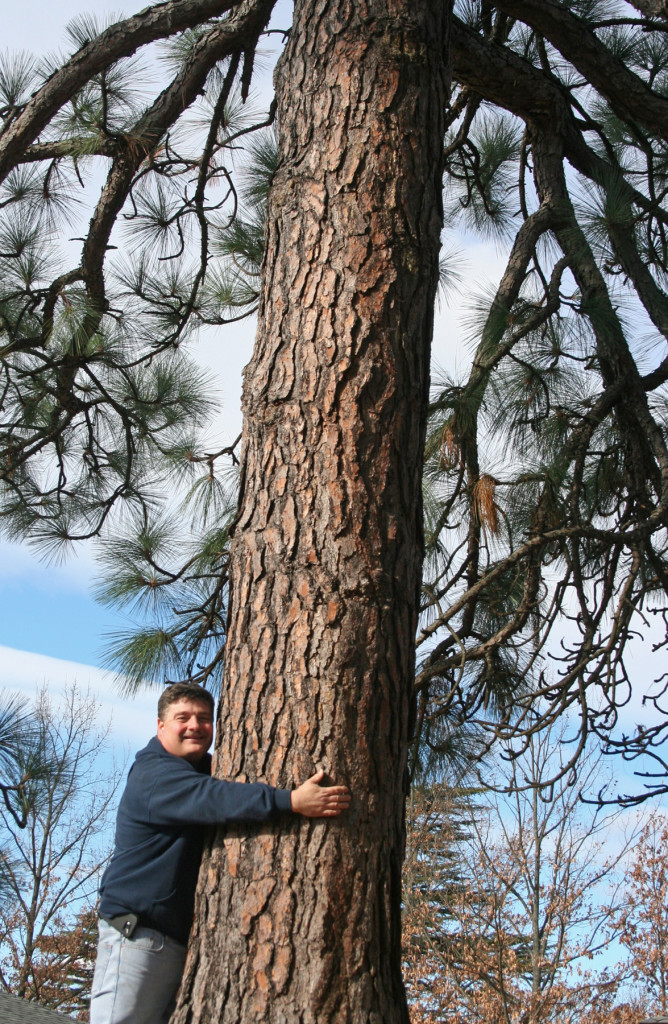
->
[171,4,450,1020]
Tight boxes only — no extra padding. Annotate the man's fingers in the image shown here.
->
[291,770,351,817]
[321,791,351,813]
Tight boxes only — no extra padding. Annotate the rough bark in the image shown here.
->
[628,0,668,19]
[172,1,451,1022]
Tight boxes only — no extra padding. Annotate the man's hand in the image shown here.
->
[290,770,351,817]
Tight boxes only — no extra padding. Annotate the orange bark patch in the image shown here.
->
[254,970,269,992]
[298,711,311,739]
[282,494,298,553]
[275,464,288,496]
[286,596,301,626]
[378,68,400,110]
[271,945,292,993]
[341,234,370,275]
[239,878,276,936]
[252,578,268,613]
[223,837,241,879]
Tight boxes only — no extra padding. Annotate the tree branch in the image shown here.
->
[0,0,279,182]
[494,0,668,139]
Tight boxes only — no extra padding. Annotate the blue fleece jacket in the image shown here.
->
[99,736,293,943]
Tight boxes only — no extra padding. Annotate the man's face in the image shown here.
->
[156,699,214,763]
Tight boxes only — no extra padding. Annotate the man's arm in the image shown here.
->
[291,769,351,817]
[138,755,349,826]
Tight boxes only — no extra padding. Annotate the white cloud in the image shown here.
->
[0,645,157,753]
[0,538,99,592]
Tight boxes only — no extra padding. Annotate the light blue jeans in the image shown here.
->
[90,919,187,1024]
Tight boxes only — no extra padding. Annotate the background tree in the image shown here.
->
[30,906,99,1022]
[403,724,637,1024]
[611,813,668,1015]
[0,685,122,1017]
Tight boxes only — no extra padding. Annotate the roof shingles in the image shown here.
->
[0,992,69,1022]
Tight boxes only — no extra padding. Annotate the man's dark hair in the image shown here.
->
[157,683,215,721]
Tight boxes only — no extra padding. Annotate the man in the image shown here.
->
[91,682,350,1024]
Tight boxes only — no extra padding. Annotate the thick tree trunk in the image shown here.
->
[173,1,450,1021]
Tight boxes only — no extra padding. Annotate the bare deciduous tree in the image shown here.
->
[403,726,639,1024]
[0,686,122,1016]
[611,813,668,1016]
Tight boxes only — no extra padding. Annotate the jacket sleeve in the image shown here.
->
[142,758,293,827]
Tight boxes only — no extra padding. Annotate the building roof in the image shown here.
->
[0,992,68,1022]
[640,1017,668,1024]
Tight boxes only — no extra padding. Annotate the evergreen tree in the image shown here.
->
[402,782,485,1021]
[2,2,668,1021]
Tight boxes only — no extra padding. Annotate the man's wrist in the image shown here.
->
[274,788,294,815]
